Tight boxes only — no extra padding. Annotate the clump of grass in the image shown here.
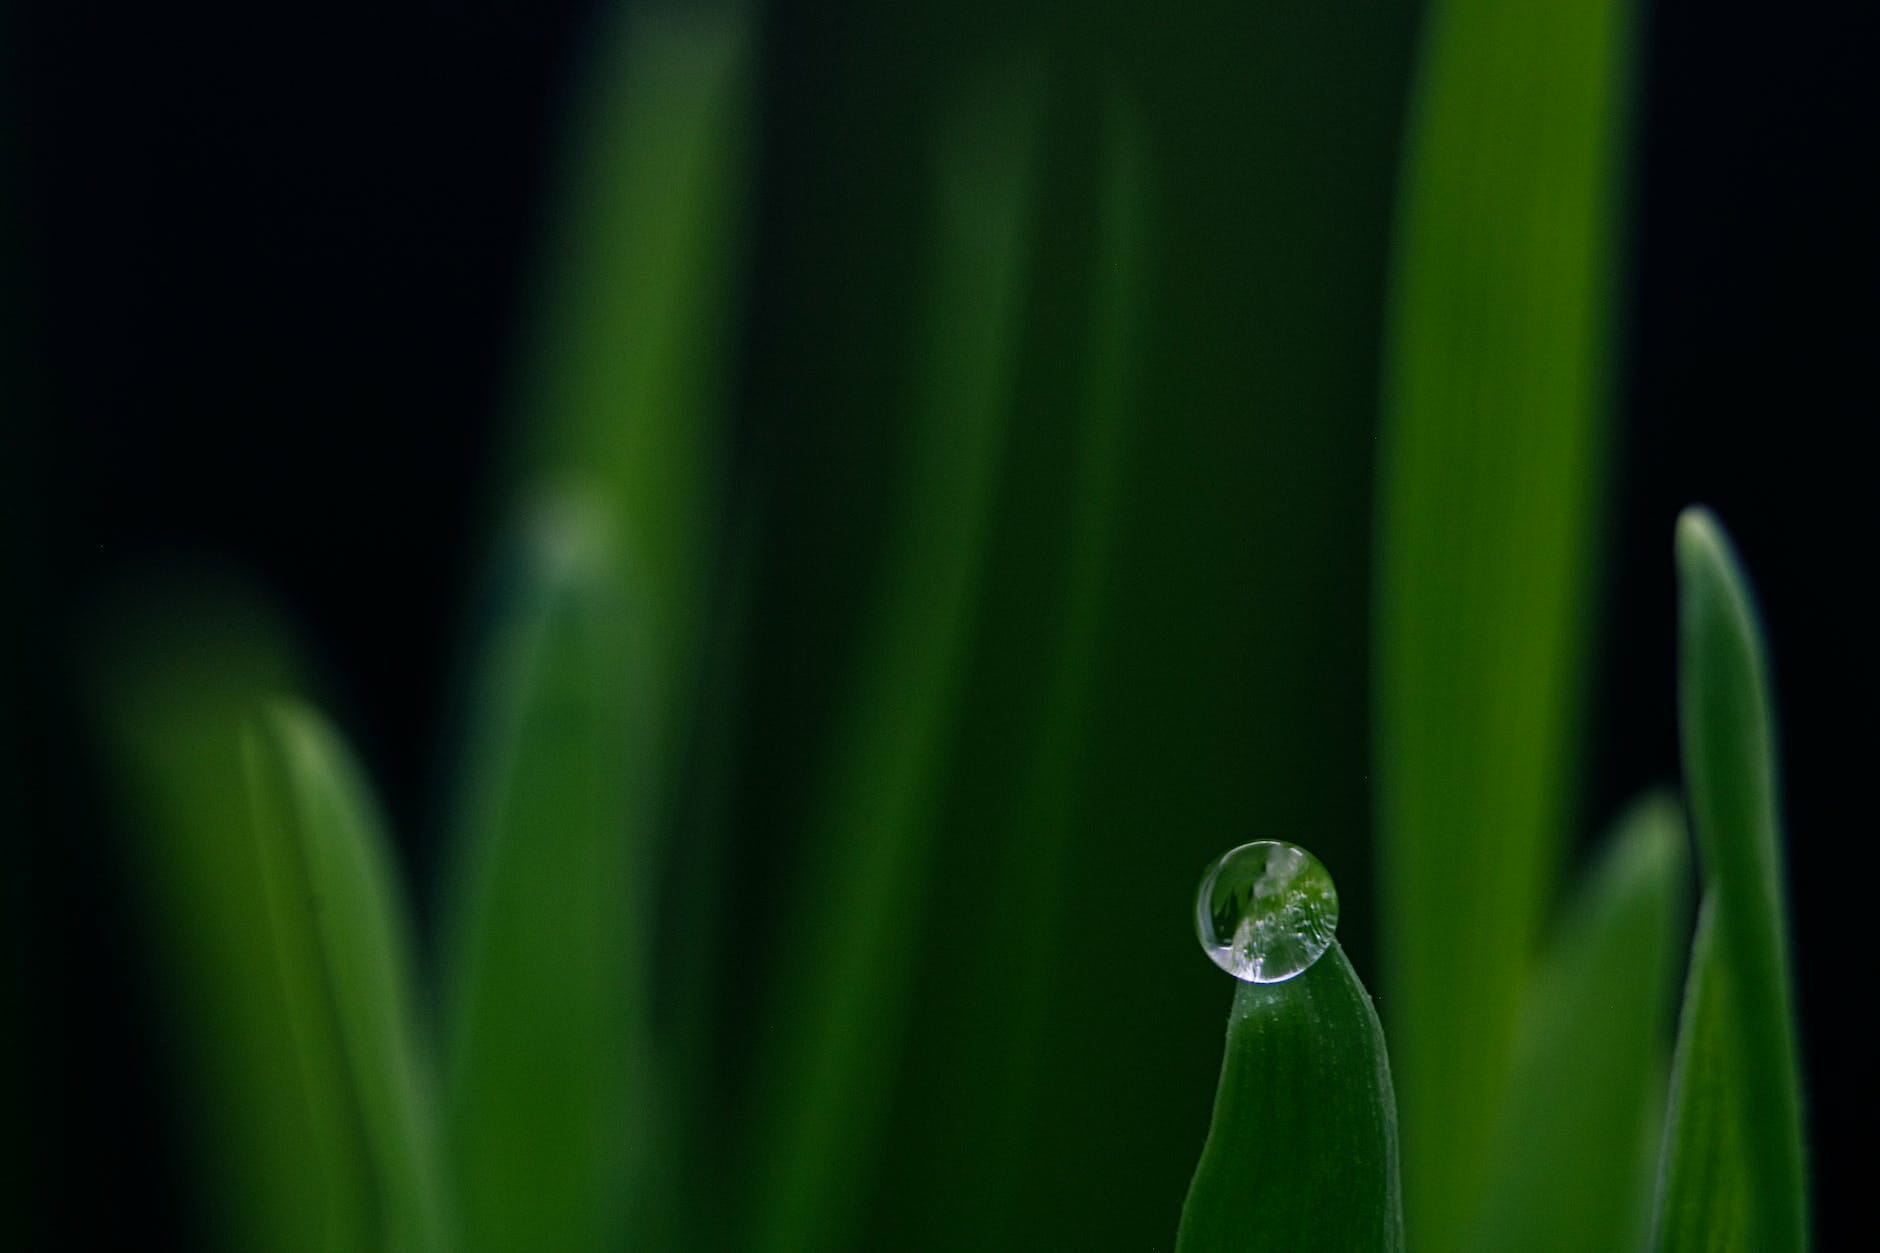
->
[1178,508,1806,1252]
[73,0,1808,1249]
[1178,0,1806,1246]
[97,4,756,1250]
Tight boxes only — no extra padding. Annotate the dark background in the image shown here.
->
[5,0,1874,1246]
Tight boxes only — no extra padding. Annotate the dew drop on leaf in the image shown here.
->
[1195,841,1339,983]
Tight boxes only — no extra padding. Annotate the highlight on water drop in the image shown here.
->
[1194,840,1339,983]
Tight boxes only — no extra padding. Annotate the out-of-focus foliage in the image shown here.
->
[58,0,1816,1249]
[441,3,754,1251]
[1374,0,1636,1245]
[861,96,1147,1253]
[510,0,752,672]
[1465,796,1688,1253]
[98,597,446,1253]
[439,495,650,1253]
[246,703,450,1253]
[742,62,1044,1253]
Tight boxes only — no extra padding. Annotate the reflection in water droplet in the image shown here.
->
[1195,841,1339,983]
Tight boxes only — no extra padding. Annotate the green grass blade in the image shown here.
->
[511,0,752,665]
[855,97,1147,1251]
[1671,507,1808,1252]
[1374,0,1637,1244]
[98,594,445,1252]
[245,702,452,1253]
[439,496,651,1253]
[1176,946,1403,1253]
[625,504,767,1253]
[1654,895,1751,1252]
[99,596,323,1251]
[443,4,753,1245]
[745,63,1044,1253]
[1467,793,1689,1253]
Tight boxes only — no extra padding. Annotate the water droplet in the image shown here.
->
[1195,841,1339,983]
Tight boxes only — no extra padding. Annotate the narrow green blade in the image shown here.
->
[439,496,651,1253]
[1670,507,1808,1252]
[443,4,753,1246]
[1654,895,1751,1252]
[511,0,752,666]
[1176,946,1403,1253]
[101,598,325,1251]
[744,64,1044,1253]
[626,504,767,1253]
[245,703,452,1253]
[854,98,1146,1251]
[1467,793,1689,1253]
[1374,0,1637,1244]
[100,597,446,1253]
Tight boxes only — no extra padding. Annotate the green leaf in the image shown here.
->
[443,4,754,1246]
[510,0,753,668]
[1668,507,1808,1252]
[1176,946,1403,1253]
[1373,0,1638,1244]
[855,97,1147,1252]
[743,62,1045,1253]
[99,596,326,1251]
[1653,895,1751,1252]
[244,703,453,1253]
[1467,793,1689,1253]
[98,595,446,1253]
[624,502,768,1253]
[439,496,652,1253]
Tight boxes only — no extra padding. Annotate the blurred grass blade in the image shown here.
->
[1467,793,1689,1253]
[245,702,452,1253]
[627,503,767,1253]
[746,63,1045,1253]
[100,594,322,1251]
[1671,507,1808,1252]
[440,496,651,1253]
[512,0,753,667]
[444,3,753,1247]
[1374,0,1637,1244]
[871,98,1146,1250]
[1176,946,1403,1253]
[1654,895,1750,1252]
[99,593,445,1253]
